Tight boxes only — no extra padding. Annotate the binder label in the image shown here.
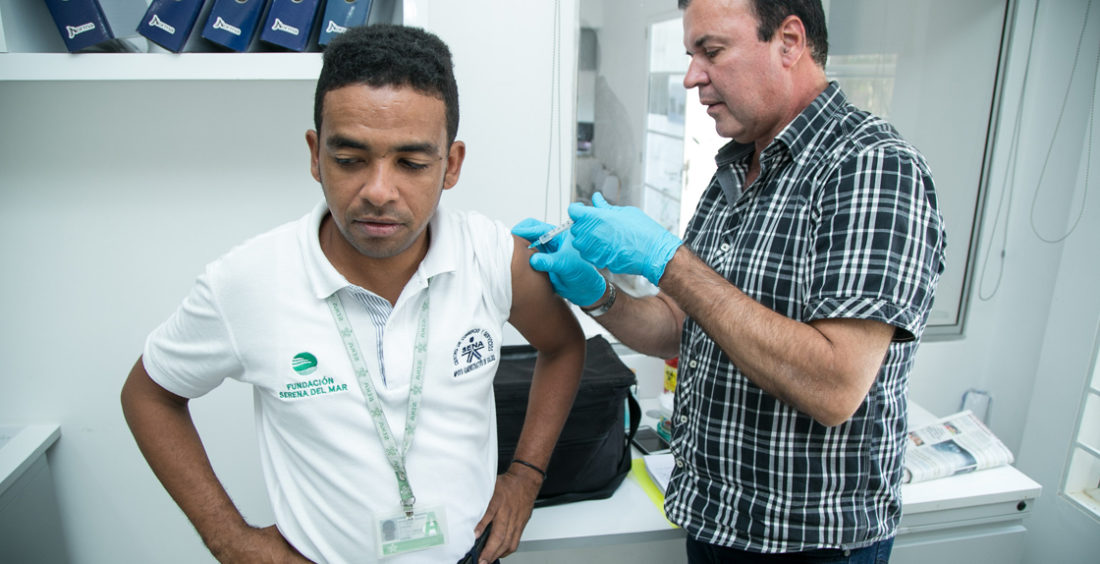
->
[212,16,242,36]
[148,14,176,35]
[326,20,347,35]
[271,18,300,36]
[67,23,97,39]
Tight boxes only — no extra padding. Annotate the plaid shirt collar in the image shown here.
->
[715,81,847,169]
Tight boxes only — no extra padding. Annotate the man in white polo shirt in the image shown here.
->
[120,25,585,564]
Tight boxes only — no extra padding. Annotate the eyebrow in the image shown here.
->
[327,135,369,151]
[691,34,715,52]
[326,135,442,158]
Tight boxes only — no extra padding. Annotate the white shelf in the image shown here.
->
[0,52,323,81]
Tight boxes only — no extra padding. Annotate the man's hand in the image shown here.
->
[473,467,543,563]
[568,192,683,286]
[512,218,606,307]
[209,525,313,564]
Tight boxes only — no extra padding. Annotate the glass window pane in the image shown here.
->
[646,74,686,137]
[1064,330,1100,518]
[1079,393,1100,452]
[643,132,685,196]
[643,185,681,234]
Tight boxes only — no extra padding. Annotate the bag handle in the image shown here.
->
[625,392,641,442]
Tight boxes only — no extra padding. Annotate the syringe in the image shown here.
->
[527,220,573,249]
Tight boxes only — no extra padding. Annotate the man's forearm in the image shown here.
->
[473,341,585,562]
[120,361,254,559]
[657,247,892,426]
[510,346,584,473]
[585,285,684,359]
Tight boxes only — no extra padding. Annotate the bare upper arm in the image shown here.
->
[122,356,189,410]
[507,235,584,352]
[805,317,895,423]
[808,317,895,370]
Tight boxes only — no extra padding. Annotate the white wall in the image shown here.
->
[1008,2,1100,561]
[0,0,1096,562]
[421,0,576,228]
[0,79,319,563]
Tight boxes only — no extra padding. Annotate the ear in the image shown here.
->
[306,129,321,183]
[777,14,807,67]
[443,140,466,191]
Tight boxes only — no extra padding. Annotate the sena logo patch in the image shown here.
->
[452,328,497,377]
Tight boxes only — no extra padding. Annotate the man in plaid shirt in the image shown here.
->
[514,0,945,562]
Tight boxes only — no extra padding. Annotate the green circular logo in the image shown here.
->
[292,352,318,375]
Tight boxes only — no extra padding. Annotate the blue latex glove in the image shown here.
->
[568,192,683,286]
[512,218,607,307]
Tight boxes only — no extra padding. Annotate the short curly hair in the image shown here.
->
[314,25,460,144]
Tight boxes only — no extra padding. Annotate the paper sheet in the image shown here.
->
[644,453,674,492]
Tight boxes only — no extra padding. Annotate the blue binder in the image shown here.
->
[136,0,206,52]
[201,0,267,52]
[318,0,372,46]
[44,0,115,52]
[259,0,321,52]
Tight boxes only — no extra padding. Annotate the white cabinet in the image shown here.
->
[0,425,67,564]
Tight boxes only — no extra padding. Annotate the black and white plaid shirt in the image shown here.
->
[664,82,946,553]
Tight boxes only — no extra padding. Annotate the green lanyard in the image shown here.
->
[326,286,431,517]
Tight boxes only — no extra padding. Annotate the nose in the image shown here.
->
[684,56,707,90]
[357,162,399,207]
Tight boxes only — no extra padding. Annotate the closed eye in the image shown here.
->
[333,156,362,167]
[686,48,720,63]
[399,158,431,171]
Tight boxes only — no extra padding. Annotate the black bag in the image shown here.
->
[494,335,640,507]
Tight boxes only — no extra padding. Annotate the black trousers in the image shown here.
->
[686,536,895,564]
[456,524,500,564]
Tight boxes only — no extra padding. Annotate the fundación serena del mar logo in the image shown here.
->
[292,352,319,376]
[282,352,348,401]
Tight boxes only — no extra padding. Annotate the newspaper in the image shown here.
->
[902,410,1014,484]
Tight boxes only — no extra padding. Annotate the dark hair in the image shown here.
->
[678,0,829,67]
[315,25,460,144]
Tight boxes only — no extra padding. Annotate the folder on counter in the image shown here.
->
[318,0,372,46]
[259,0,321,52]
[629,458,678,528]
[44,0,115,52]
[137,0,206,52]
[201,0,267,52]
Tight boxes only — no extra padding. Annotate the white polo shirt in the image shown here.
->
[144,200,514,563]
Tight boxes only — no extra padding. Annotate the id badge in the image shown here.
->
[376,506,447,558]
